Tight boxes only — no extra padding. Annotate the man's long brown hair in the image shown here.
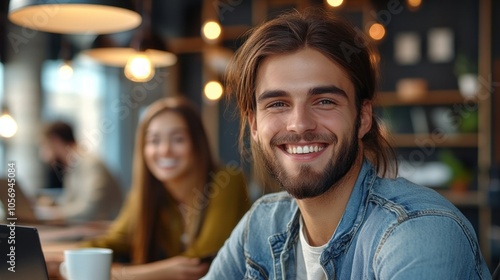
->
[226,8,396,186]
[129,96,216,264]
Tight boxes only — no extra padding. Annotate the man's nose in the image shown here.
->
[286,106,316,134]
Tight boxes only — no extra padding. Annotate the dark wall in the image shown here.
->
[375,0,478,91]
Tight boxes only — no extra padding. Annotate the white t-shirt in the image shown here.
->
[296,217,328,280]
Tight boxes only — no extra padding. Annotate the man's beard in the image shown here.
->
[254,120,360,199]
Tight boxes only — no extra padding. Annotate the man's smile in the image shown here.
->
[283,143,326,154]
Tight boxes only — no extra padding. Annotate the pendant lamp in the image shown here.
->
[82,0,176,82]
[8,0,141,34]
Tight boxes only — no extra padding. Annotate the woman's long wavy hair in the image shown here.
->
[226,8,396,189]
[129,96,216,264]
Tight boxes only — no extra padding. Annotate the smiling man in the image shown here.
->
[203,8,490,280]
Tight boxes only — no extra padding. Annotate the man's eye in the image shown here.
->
[318,99,336,105]
[268,101,286,108]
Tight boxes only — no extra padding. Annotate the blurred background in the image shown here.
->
[0,0,498,269]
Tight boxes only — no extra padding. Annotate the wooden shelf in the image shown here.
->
[374,90,476,106]
[435,190,485,207]
[388,133,478,148]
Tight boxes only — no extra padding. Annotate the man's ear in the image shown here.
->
[248,111,258,142]
[358,100,372,139]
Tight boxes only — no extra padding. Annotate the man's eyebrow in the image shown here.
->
[309,85,347,98]
[256,90,288,103]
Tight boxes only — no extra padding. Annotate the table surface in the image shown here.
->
[35,221,112,279]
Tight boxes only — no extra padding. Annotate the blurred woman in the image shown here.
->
[82,96,250,279]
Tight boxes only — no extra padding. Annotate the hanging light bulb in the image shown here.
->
[124,52,155,82]
[55,36,76,80]
[58,60,74,80]
[0,112,18,138]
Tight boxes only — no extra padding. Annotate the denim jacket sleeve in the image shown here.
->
[374,214,491,280]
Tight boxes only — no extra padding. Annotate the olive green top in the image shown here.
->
[80,167,251,262]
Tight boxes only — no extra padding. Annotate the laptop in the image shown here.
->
[0,224,49,280]
[0,178,39,224]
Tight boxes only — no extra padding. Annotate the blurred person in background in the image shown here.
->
[46,96,251,279]
[38,121,123,223]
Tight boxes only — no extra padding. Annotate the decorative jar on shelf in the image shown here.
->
[454,53,478,99]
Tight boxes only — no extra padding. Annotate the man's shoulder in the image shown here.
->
[370,176,459,214]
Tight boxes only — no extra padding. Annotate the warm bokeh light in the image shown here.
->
[369,23,386,40]
[58,61,74,80]
[326,0,344,7]
[124,53,155,82]
[407,0,422,9]
[202,21,222,41]
[204,81,223,101]
[0,113,18,138]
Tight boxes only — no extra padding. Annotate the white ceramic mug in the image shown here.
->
[59,248,113,280]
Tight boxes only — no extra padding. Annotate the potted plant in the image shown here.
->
[454,53,478,98]
[439,149,472,194]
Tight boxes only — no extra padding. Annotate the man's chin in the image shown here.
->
[276,171,328,198]
[282,184,329,200]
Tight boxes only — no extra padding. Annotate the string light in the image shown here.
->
[407,0,422,10]
[202,21,222,42]
[326,0,344,8]
[204,81,223,101]
[369,23,386,41]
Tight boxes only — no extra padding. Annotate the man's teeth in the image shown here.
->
[158,158,178,168]
[286,145,324,154]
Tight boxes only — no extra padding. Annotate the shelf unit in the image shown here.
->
[375,90,480,194]
[375,90,479,147]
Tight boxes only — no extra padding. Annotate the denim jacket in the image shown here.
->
[204,160,491,280]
